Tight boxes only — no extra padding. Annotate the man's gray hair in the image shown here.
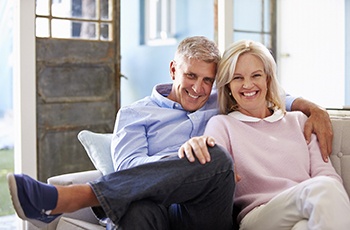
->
[174,36,221,67]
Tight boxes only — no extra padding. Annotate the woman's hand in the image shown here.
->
[178,136,216,164]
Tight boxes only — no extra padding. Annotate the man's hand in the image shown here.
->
[179,136,241,182]
[304,106,333,162]
[178,136,215,164]
[292,98,333,162]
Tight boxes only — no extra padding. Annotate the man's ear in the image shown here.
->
[170,60,176,80]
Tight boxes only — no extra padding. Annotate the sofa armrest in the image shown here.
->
[47,170,102,186]
[45,170,103,228]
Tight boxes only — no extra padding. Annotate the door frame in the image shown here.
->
[13,0,36,229]
[13,0,36,178]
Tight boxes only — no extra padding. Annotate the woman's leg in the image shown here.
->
[240,176,350,230]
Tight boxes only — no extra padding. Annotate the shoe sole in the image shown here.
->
[7,173,53,228]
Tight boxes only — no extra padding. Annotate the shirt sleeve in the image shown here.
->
[285,94,296,112]
[111,106,164,171]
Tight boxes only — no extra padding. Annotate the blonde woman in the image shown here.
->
[180,40,350,229]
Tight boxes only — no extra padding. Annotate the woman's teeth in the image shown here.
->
[243,91,257,97]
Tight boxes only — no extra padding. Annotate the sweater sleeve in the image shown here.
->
[308,133,342,183]
[204,116,233,156]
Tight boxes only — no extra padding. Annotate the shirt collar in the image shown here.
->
[228,109,284,123]
[152,83,179,109]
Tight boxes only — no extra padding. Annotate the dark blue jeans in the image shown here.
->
[89,145,235,230]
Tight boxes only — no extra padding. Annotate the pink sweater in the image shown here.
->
[204,111,341,223]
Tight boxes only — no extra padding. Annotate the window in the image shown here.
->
[142,0,176,46]
[233,0,276,57]
[231,0,350,109]
[36,0,113,41]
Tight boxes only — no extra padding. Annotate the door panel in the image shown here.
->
[277,0,344,108]
[36,1,120,182]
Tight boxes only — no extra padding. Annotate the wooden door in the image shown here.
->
[36,0,120,181]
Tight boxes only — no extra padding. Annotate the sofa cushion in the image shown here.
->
[77,130,114,175]
[329,118,350,196]
[57,217,105,230]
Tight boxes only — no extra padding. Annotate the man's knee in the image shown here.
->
[208,144,234,169]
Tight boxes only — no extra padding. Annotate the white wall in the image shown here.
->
[277,0,345,108]
[120,0,216,107]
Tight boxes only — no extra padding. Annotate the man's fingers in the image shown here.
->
[183,144,195,162]
[317,136,329,162]
[190,140,208,164]
[317,129,333,162]
[303,121,312,144]
[178,146,185,159]
[178,136,214,164]
[206,137,216,147]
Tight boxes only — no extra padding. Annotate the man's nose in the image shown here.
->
[192,81,203,93]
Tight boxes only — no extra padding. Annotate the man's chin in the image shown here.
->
[183,103,205,112]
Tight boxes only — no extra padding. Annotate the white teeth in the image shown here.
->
[243,92,257,97]
[189,93,199,99]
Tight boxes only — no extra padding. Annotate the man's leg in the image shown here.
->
[91,145,235,230]
[8,145,235,229]
[115,201,170,230]
[7,174,99,228]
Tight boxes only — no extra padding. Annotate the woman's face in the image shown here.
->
[228,53,269,118]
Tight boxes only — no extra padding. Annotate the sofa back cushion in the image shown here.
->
[330,118,350,197]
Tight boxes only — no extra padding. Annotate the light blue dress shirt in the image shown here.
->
[111,83,296,171]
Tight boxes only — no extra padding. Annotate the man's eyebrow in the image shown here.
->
[184,71,196,76]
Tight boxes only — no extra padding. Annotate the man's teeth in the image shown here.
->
[243,91,257,97]
[189,93,199,99]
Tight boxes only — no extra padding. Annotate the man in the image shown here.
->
[7,36,332,230]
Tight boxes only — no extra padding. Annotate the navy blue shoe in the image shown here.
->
[7,173,61,227]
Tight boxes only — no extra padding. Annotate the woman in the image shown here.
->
[181,40,350,229]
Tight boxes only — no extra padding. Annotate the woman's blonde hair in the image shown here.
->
[216,40,286,114]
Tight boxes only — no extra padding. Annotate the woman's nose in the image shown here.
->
[242,79,253,89]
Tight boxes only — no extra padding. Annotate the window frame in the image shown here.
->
[143,0,176,46]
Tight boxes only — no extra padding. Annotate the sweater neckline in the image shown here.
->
[228,109,284,123]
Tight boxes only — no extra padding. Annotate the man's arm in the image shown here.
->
[112,107,165,171]
[291,97,333,162]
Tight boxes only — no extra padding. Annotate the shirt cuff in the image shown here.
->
[285,94,297,111]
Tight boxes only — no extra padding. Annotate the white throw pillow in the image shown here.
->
[77,130,114,175]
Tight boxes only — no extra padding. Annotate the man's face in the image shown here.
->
[168,58,217,112]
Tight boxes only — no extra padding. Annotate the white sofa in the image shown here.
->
[29,116,350,230]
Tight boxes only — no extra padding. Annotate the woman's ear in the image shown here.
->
[170,60,176,80]
[226,85,231,94]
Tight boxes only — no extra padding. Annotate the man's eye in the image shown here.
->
[186,73,195,78]
[204,78,214,84]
